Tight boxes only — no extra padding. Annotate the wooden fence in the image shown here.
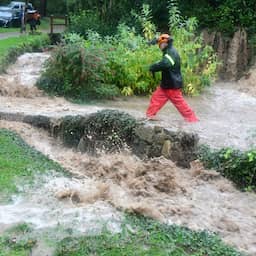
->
[50,15,68,34]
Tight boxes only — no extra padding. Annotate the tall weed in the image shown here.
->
[168,0,218,95]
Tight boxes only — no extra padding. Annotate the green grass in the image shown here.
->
[0,27,18,33]
[0,129,64,201]
[54,215,244,256]
[0,35,39,56]
[0,215,244,256]
[0,223,36,256]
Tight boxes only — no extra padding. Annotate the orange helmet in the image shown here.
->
[158,34,171,46]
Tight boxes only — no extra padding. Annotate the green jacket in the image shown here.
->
[149,44,183,89]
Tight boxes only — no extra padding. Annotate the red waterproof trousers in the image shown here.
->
[146,87,198,122]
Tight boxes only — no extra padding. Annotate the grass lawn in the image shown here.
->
[54,215,244,256]
[0,129,64,201]
[0,35,41,55]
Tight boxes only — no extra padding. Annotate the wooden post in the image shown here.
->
[50,15,68,35]
[50,15,53,34]
[24,0,28,30]
[65,15,68,26]
[40,0,47,17]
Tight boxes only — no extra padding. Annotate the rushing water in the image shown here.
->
[1,53,256,149]
[0,53,256,255]
[0,174,122,232]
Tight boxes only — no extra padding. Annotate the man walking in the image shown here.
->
[146,34,199,122]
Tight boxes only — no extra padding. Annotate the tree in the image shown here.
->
[39,0,47,16]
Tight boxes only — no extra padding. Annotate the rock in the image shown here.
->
[161,140,172,158]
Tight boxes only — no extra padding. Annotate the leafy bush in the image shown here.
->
[199,146,256,191]
[101,3,218,96]
[102,24,161,96]
[37,38,119,100]
[68,10,115,37]
[82,109,137,152]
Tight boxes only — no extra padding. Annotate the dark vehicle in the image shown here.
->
[0,9,20,27]
[0,1,34,27]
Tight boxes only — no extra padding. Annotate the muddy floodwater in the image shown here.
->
[1,53,256,150]
[0,52,256,255]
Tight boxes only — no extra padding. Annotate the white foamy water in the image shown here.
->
[0,175,122,233]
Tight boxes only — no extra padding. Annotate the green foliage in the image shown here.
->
[199,145,256,191]
[83,110,137,152]
[179,0,256,35]
[0,129,64,202]
[102,24,161,96]
[48,0,256,36]
[54,214,243,256]
[43,3,217,99]
[167,1,218,95]
[133,4,156,41]
[68,10,114,37]
[0,223,36,256]
[168,0,183,31]
[37,37,119,100]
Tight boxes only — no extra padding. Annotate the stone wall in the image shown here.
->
[0,110,199,168]
[131,125,199,168]
[51,111,199,168]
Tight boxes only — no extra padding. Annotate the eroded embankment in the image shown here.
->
[0,120,256,255]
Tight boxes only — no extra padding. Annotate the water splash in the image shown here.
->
[0,174,122,233]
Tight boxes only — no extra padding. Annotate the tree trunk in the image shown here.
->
[40,0,47,16]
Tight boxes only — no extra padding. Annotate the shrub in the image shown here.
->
[199,145,256,191]
[102,3,218,96]
[82,109,137,152]
[37,39,119,100]
[102,24,161,96]
[68,10,115,37]
[40,3,218,100]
